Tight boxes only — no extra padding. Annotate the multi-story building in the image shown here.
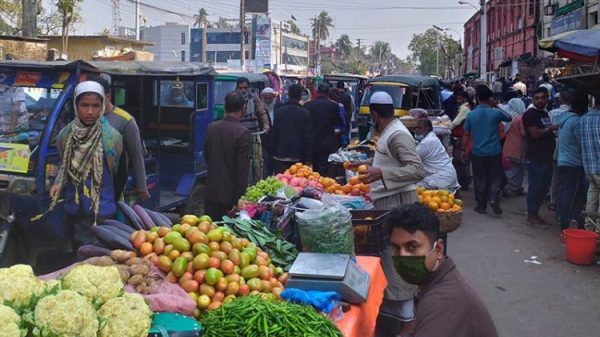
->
[463,0,541,79]
[269,20,310,74]
[141,23,190,62]
[189,27,251,69]
[540,0,600,55]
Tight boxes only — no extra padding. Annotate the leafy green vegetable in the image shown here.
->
[242,177,284,202]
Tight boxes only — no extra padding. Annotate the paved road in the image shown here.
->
[449,192,600,337]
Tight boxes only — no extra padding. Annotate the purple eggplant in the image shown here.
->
[117,201,144,230]
[133,205,155,230]
[91,225,134,250]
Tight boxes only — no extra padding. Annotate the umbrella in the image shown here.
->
[539,29,600,63]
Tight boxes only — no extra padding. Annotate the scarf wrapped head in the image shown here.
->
[49,81,106,222]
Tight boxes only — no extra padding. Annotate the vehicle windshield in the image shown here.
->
[215,80,237,105]
[361,85,407,109]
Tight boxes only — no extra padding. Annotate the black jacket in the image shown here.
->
[339,91,353,130]
[271,101,313,162]
[304,95,342,155]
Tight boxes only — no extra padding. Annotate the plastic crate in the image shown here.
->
[350,209,390,255]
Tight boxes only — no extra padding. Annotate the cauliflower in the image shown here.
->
[0,264,44,308]
[33,290,99,337]
[0,304,24,337]
[97,293,153,337]
[62,264,123,306]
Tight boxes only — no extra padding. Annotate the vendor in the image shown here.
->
[350,91,426,336]
[48,81,123,247]
[415,119,459,190]
[388,203,498,337]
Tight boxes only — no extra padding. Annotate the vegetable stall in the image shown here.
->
[0,160,462,337]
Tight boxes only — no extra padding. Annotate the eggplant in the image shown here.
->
[133,205,155,230]
[77,244,113,259]
[117,201,144,230]
[100,224,132,239]
[91,225,135,250]
[101,219,135,234]
[145,208,172,228]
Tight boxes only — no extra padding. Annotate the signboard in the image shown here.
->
[245,0,268,13]
[0,143,30,173]
[550,7,584,36]
[493,47,503,66]
[0,70,73,89]
[255,15,272,69]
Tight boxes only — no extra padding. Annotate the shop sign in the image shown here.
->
[550,7,584,36]
[0,143,30,173]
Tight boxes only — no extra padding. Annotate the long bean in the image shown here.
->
[200,296,343,337]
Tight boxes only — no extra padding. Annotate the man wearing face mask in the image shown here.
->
[415,119,458,190]
[349,91,426,337]
[389,203,498,337]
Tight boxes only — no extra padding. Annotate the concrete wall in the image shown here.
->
[142,23,190,62]
[0,38,47,61]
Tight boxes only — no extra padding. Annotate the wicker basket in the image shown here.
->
[436,210,463,233]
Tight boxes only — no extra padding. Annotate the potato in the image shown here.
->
[110,249,132,263]
[118,269,131,283]
[127,274,144,286]
[125,257,152,267]
[129,264,151,276]
[84,256,114,266]
[136,281,150,294]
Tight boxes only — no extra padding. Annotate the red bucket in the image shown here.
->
[562,229,599,265]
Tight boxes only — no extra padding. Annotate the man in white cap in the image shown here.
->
[261,87,278,176]
[350,91,426,337]
[47,81,123,247]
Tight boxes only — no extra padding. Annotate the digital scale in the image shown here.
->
[286,253,371,304]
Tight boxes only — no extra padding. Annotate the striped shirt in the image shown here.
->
[579,109,600,175]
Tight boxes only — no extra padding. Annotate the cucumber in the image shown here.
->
[117,201,144,230]
[91,225,135,250]
[102,219,135,234]
[77,244,113,259]
[133,205,155,230]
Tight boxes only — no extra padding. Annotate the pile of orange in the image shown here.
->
[285,163,322,181]
[416,187,463,213]
[322,175,370,196]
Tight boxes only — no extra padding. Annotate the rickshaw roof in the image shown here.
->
[0,59,97,71]
[324,73,369,81]
[367,75,440,88]
[216,72,269,83]
[87,61,216,76]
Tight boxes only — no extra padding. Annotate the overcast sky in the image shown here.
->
[77,0,478,58]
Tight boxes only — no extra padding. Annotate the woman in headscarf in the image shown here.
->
[48,81,123,247]
[501,98,527,196]
[450,91,472,191]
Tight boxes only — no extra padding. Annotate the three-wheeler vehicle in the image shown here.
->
[0,60,217,267]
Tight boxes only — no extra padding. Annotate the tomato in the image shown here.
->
[181,280,199,293]
[153,238,165,255]
[139,242,153,256]
[197,294,211,309]
[178,272,193,285]
[239,252,251,268]
[212,291,225,303]
[241,265,259,279]
[225,282,240,296]
[208,257,221,269]
[207,229,223,242]
[205,268,223,286]
[157,227,171,238]
[164,231,182,245]
[198,215,213,223]
[157,255,172,273]
[199,284,215,298]
[192,243,211,256]
[238,284,250,295]
[198,221,212,234]
[173,238,191,252]
[228,249,241,266]
[220,260,235,275]
[171,256,188,277]
[247,278,263,291]
[193,270,206,284]
[223,294,236,304]
[207,301,222,310]
[192,253,210,270]
[181,214,199,226]
[220,241,233,254]
[215,277,228,292]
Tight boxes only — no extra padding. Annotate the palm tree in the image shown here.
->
[370,41,391,74]
[336,34,352,58]
[215,17,231,28]
[311,11,334,66]
[193,8,209,28]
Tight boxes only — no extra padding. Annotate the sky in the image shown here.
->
[76,0,479,59]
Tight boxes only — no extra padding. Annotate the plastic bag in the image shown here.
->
[295,202,355,255]
[321,193,368,210]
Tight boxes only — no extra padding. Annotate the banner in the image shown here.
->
[0,143,30,173]
[255,15,272,69]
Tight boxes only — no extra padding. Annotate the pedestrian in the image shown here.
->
[304,83,342,176]
[579,93,600,228]
[522,87,558,227]
[47,81,123,247]
[493,77,503,100]
[260,87,278,177]
[512,74,527,97]
[555,89,586,229]
[336,81,354,134]
[204,91,251,221]
[442,82,461,120]
[501,98,527,196]
[90,75,149,202]
[450,91,472,191]
[462,85,512,214]
[328,88,349,147]
[415,119,459,191]
[349,91,426,337]
[236,77,269,184]
[388,203,499,337]
[271,84,313,174]
[547,91,572,211]
[538,73,556,109]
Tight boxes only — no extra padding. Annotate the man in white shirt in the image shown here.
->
[415,119,459,190]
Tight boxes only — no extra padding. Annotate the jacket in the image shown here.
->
[555,111,582,167]
[304,95,342,155]
[204,115,252,206]
[502,114,526,162]
[271,101,313,162]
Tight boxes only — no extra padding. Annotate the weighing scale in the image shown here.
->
[286,253,371,304]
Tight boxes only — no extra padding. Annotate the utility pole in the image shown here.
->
[356,38,362,50]
[240,0,246,71]
[480,0,487,81]
[22,0,37,37]
[135,0,140,40]
[433,25,443,78]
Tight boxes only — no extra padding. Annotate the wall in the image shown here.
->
[46,37,147,60]
[142,23,190,62]
[0,38,47,60]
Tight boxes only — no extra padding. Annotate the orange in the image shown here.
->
[440,195,449,203]
[343,161,351,170]
[428,201,439,211]
[440,202,451,210]
[358,165,369,174]
[432,196,442,204]
[289,166,297,174]
[349,176,361,185]
[360,184,370,192]
[342,185,352,194]
[452,204,462,212]
[424,196,433,204]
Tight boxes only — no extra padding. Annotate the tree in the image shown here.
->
[56,0,82,56]
[0,0,23,34]
[285,20,300,34]
[215,17,232,28]
[311,11,333,42]
[193,8,208,28]
[335,34,352,58]
[370,41,391,74]
[408,28,461,77]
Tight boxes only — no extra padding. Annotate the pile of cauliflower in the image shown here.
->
[0,264,153,337]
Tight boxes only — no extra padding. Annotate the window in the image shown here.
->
[283,36,308,51]
[155,81,195,108]
[283,53,308,66]
[181,32,186,45]
[207,51,250,63]
[590,11,599,26]
[181,50,186,62]
[196,83,208,110]
[206,32,248,44]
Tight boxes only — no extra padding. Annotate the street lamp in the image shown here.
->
[459,0,486,81]
[433,25,443,78]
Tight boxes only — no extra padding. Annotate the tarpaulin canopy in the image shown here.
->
[539,29,600,62]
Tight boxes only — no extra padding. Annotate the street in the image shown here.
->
[450,192,600,337]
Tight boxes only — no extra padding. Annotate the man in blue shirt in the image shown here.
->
[579,96,600,228]
[462,85,512,215]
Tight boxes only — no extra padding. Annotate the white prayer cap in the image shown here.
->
[370,91,394,105]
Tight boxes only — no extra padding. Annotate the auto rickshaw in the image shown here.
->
[357,75,441,140]
[213,72,270,120]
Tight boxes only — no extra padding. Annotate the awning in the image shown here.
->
[539,29,600,62]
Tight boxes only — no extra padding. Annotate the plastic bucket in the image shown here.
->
[562,229,599,265]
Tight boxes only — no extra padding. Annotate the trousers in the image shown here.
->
[556,166,586,228]
[526,160,553,215]
[470,154,504,209]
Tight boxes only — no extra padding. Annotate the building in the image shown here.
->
[0,35,47,61]
[190,27,251,69]
[45,35,151,60]
[463,0,541,80]
[269,19,310,74]
[540,0,600,52]
[141,23,190,62]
